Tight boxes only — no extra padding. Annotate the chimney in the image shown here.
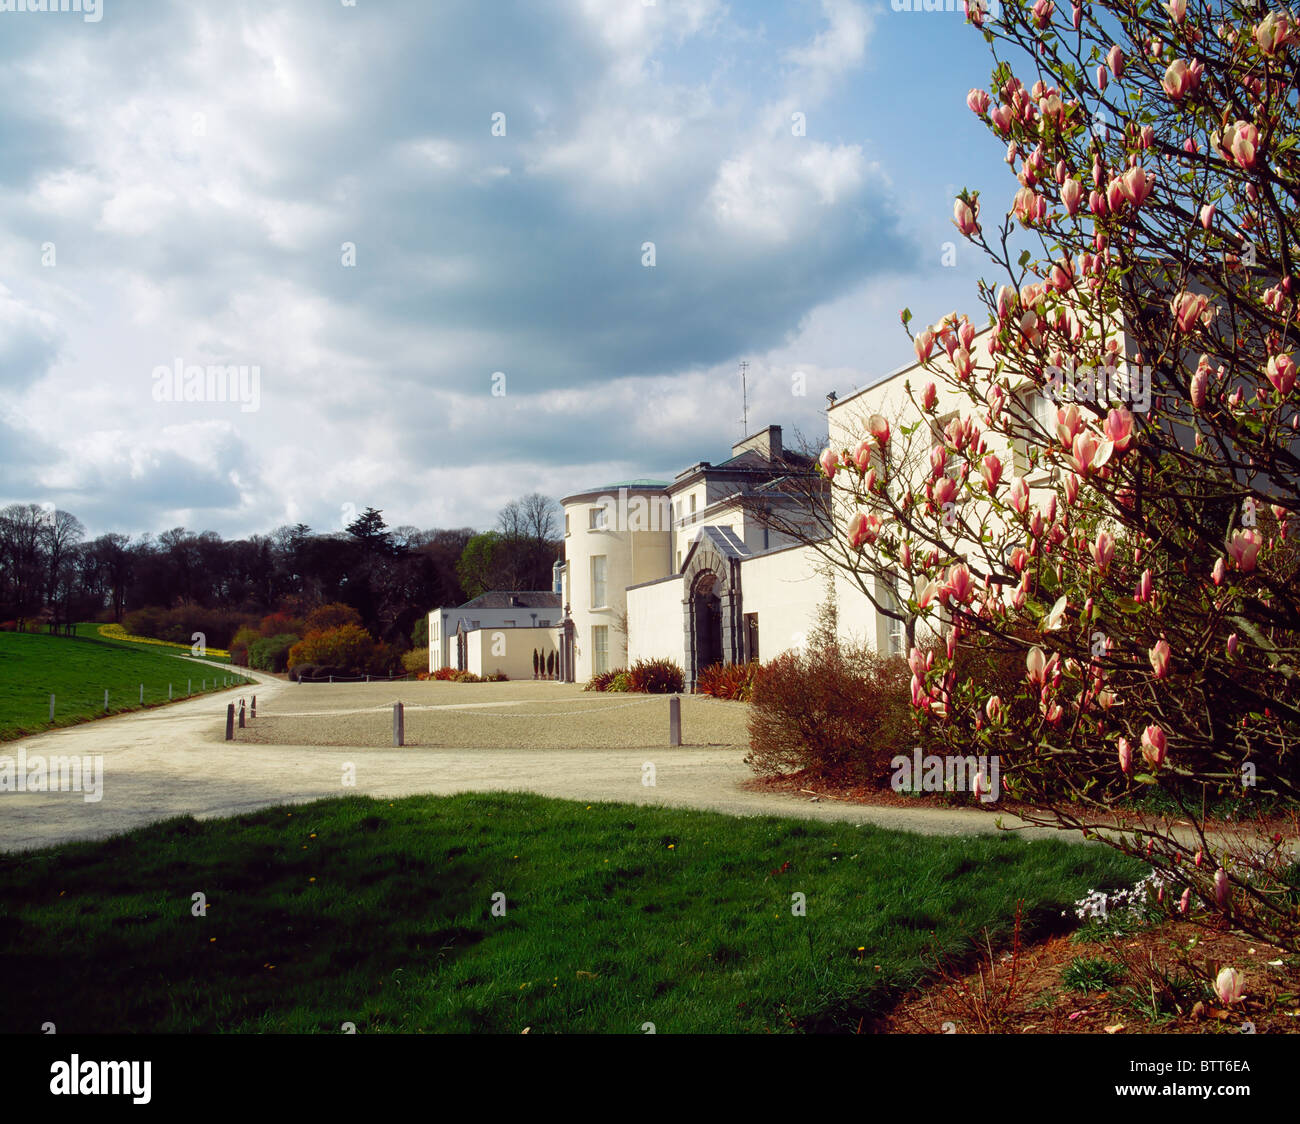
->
[731,424,782,462]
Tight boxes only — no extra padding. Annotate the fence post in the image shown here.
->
[104,689,109,713]
[202,679,206,691]
[168,683,172,700]
[49,694,55,722]
[188,678,192,696]
[669,695,681,747]
[225,703,234,741]
[140,684,144,704]
[238,700,246,728]
[393,701,404,747]
[251,694,256,718]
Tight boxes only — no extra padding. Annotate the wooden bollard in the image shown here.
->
[669,695,681,747]
[225,703,235,741]
[238,700,246,729]
[251,694,257,718]
[49,694,55,722]
[393,701,404,747]
[140,684,144,704]
[104,689,109,713]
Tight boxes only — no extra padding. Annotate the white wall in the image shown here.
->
[737,544,828,661]
[465,627,558,680]
[627,576,685,669]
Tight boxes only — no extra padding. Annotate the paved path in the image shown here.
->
[0,667,1079,853]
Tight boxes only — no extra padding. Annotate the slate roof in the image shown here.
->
[457,590,561,610]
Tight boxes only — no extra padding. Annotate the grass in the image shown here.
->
[1062,956,1127,993]
[72,621,232,662]
[0,629,253,741]
[0,791,1146,1033]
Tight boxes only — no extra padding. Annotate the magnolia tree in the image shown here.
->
[824,0,1300,948]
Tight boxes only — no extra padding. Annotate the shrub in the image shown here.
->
[259,611,305,638]
[697,661,758,702]
[229,625,260,667]
[431,667,483,683]
[401,648,429,674]
[584,669,624,692]
[627,657,684,694]
[288,624,376,675]
[248,633,299,673]
[608,671,631,692]
[122,604,256,650]
[303,602,364,635]
[747,639,912,785]
[486,671,509,682]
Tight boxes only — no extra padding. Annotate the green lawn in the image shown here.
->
[0,791,1145,1033]
[0,630,253,741]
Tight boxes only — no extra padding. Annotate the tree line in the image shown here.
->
[0,493,562,647]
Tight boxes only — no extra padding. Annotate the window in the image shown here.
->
[590,506,607,530]
[538,619,550,627]
[592,626,609,675]
[1012,388,1057,475]
[689,495,697,522]
[503,620,515,627]
[565,513,570,535]
[676,550,682,571]
[591,555,607,608]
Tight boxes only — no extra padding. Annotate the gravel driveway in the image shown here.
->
[0,668,1070,853]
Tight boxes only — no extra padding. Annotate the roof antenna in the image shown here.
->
[739,360,749,437]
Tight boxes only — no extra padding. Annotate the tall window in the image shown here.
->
[590,506,607,530]
[591,555,607,608]
[689,494,697,522]
[592,626,609,675]
[1012,388,1057,475]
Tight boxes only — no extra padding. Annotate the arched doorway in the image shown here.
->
[692,572,723,672]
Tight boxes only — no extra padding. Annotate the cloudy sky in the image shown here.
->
[0,0,1010,540]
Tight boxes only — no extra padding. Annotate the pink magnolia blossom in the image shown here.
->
[932,475,958,509]
[953,197,980,238]
[1009,476,1030,515]
[1140,724,1168,767]
[1118,737,1133,774]
[1149,638,1172,679]
[867,413,891,446]
[921,381,938,410]
[1064,473,1080,507]
[1060,177,1083,216]
[1226,632,1239,657]
[1215,967,1244,1006]
[990,105,1013,135]
[1089,529,1116,573]
[1056,403,1083,448]
[1165,0,1186,24]
[1032,0,1054,29]
[1267,353,1297,395]
[953,347,974,381]
[1191,355,1210,407]
[854,441,872,473]
[929,444,948,479]
[1212,557,1227,586]
[1135,568,1153,603]
[980,453,1003,495]
[1161,58,1202,100]
[1228,528,1262,572]
[847,512,881,551]
[985,695,1003,724]
[914,329,935,364]
[819,448,838,480]
[1220,120,1259,169]
[1107,44,1124,77]
[1120,165,1156,207]
[1199,203,1215,229]
[1179,887,1191,915]
[1104,407,1135,453]
[967,88,991,115]
[1255,11,1293,55]
[1172,290,1211,332]
[1215,867,1230,908]
[946,563,975,604]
